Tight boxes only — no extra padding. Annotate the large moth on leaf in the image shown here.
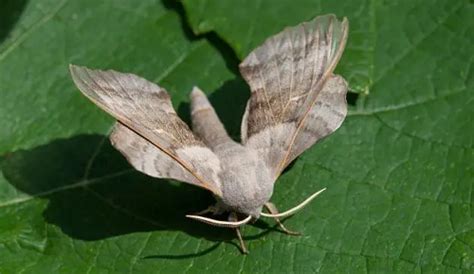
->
[70,14,348,254]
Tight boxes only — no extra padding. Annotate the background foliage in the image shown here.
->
[0,0,473,272]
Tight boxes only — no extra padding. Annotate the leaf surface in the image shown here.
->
[1,0,473,272]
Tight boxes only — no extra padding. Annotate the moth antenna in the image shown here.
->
[260,188,326,218]
[186,214,252,228]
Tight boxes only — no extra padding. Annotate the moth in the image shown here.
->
[70,14,348,254]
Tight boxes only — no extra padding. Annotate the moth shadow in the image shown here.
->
[1,134,258,257]
[0,0,29,43]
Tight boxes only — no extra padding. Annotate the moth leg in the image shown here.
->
[264,202,301,236]
[191,205,220,216]
[229,212,248,254]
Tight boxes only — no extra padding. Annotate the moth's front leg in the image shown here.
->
[264,202,301,236]
[229,212,248,254]
[190,204,224,216]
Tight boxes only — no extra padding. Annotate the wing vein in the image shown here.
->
[269,37,283,118]
[279,27,296,121]
[258,67,277,123]
[276,19,348,175]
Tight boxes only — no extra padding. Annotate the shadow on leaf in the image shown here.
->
[142,242,222,259]
[162,0,240,75]
[1,134,242,257]
[0,0,28,43]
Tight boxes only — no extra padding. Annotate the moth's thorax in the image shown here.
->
[214,142,274,218]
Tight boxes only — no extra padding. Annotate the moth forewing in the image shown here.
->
[69,65,223,196]
[239,14,349,177]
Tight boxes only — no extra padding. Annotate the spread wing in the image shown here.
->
[70,65,222,196]
[239,14,349,178]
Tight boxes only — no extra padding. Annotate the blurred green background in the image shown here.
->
[0,0,473,273]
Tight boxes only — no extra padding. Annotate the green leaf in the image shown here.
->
[1,0,473,273]
[182,0,376,94]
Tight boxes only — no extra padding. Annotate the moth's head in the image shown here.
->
[240,205,264,219]
[216,192,270,220]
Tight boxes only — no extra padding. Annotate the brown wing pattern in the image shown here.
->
[110,122,219,186]
[70,65,222,195]
[240,14,349,177]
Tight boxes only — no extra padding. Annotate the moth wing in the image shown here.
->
[110,122,216,186]
[244,76,348,172]
[240,14,349,178]
[70,65,222,196]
